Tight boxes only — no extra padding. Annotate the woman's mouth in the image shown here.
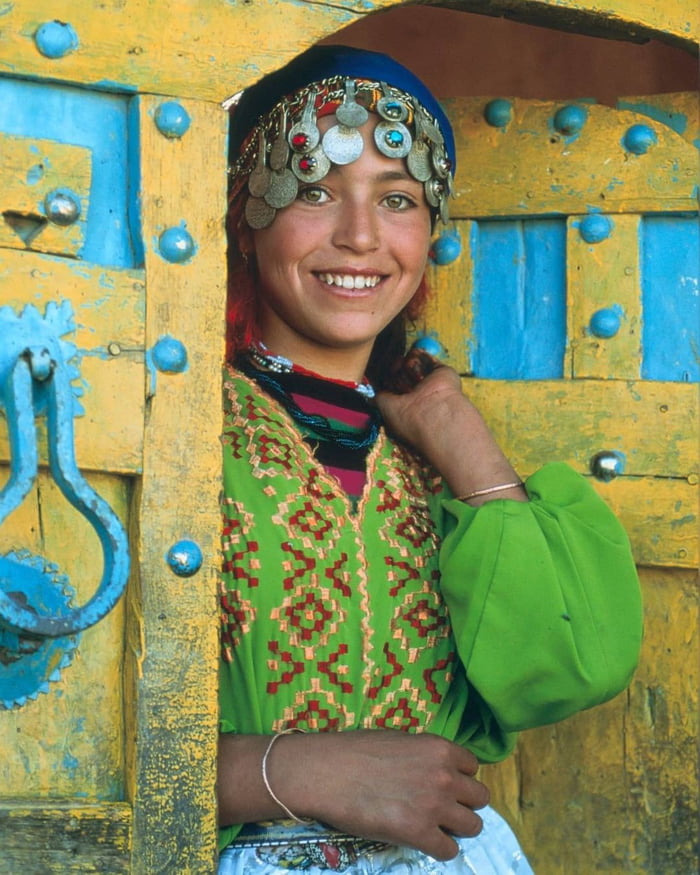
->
[316,272,382,290]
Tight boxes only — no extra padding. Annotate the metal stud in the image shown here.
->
[44,189,81,226]
[151,336,188,373]
[553,105,588,136]
[154,101,191,138]
[34,21,79,58]
[484,99,513,128]
[590,451,625,482]
[579,214,613,244]
[158,225,196,263]
[166,540,203,577]
[623,124,658,155]
[589,307,622,338]
[431,231,462,266]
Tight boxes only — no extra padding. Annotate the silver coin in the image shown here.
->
[406,140,432,182]
[335,80,368,128]
[322,124,364,165]
[291,146,331,183]
[264,168,299,208]
[248,132,271,197]
[245,196,276,230]
[424,178,442,209]
[439,192,450,225]
[431,145,451,179]
[414,101,444,145]
[269,115,290,172]
[374,120,412,159]
[377,95,408,123]
[288,91,320,153]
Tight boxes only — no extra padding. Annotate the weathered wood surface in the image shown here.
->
[0,470,127,797]
[463,378,698,569]
[0,803,131,874]
[0,250,145,474]
[125,93,226,874]
[483,566,699,873]
[0,0,695,105]
[444,97,698,218]
[0,135,91,257]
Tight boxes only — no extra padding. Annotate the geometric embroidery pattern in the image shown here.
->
[220,370,459,737]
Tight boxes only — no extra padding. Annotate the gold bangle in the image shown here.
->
[456,480,524,502]
[261,729,314,824]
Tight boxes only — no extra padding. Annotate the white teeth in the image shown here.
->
[318,273,381,289]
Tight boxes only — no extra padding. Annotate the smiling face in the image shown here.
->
[250,114,432,381]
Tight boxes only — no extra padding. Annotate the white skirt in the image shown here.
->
[218,806,533,874]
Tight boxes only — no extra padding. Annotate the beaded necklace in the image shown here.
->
[237,351,381,452]
[247,344,375,399]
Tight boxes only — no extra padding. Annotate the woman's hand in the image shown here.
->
[376,357,527,504]
[218,729,489,861]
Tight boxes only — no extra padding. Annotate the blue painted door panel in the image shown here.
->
[471,218,567,379]
[0,78,142,268]
[641,215,699,381]
[470,214,699,382]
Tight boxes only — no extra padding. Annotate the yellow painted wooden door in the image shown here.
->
[0,81,225,874]
[421,93,698,872]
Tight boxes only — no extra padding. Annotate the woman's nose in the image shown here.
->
[331,199,380,252]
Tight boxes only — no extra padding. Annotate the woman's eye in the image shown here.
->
[383,193,415,210]
[298,186,329,204]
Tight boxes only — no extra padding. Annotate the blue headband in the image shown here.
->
[228,45,455,172]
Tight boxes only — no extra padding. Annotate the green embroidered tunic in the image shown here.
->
[219,368,642,845]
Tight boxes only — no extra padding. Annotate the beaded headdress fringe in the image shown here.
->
[227,76,454,229]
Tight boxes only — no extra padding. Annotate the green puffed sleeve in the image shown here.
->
[439,462,642,733]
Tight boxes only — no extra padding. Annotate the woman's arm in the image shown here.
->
[376,364,527,504]
[218,729,490,861]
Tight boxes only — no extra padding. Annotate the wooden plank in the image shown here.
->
[0,250,145,474]
[464,378,698,568]
[0,1,694,103]
[617,92,700,147]
[444,97,698,218]
[482,566,699,874]
[0,134,91,257]
[566,214,642,379]
[0,803,131,874]
[418,219,476,374]
[0,470,127,798]
[126,94,225,874]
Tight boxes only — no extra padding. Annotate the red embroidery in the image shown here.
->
[318,644,354,693]
[266,640,306,692]
[375,697,421,730]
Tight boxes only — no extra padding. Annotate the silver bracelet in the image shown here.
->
[261,729,314,824]
[456,480,524,502]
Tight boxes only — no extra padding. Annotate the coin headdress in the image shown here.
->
[225,45,456,230]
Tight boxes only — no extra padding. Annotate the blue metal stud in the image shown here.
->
[166,540,203,577]
[623,124,658,155]
[431,231,462,266]
[151,336,188,374]
[589,307,622,338]
[412,335,445,359]
[34,21,79,59]
[484,99,513,128]
[44,189,81,226]
[158,225,196,263]
[553,105,588,136]
[579,214,613,244]
[154,101,192,139]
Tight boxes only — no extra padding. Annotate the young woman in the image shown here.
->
[217,44,642,874]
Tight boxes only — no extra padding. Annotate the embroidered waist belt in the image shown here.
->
[228,820,391,871]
